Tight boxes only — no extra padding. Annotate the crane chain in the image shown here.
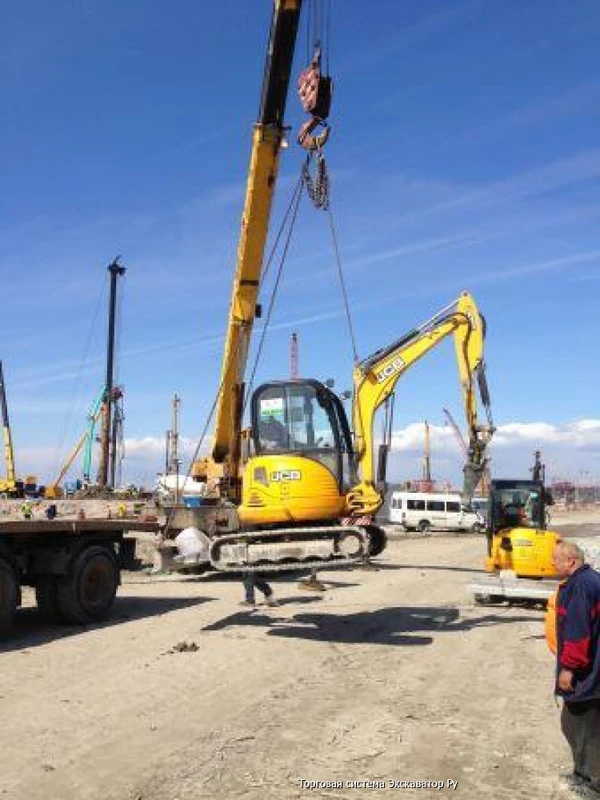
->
[302,151,330,210]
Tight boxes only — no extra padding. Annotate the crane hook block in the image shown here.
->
[297,53,333,151]
[297,63,332,120]
[298,117,331,151]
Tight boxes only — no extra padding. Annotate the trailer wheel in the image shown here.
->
[35,577,61,622]
[56,545,119,624]
[365,525,387,558]
[0,559,18,634]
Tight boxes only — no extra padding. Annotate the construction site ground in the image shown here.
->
[2,508,600,800]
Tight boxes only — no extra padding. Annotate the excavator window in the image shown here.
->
[489,481,545,531]
[251,380,355,489]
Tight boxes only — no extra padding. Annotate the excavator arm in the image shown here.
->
[194,0,303,495]
[347,292,494,516]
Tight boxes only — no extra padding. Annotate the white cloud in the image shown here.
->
[390,419,600,453]
[387,419,600,487]
[15,419,600,490]
[123,436,201,462]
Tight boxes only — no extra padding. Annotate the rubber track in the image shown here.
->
[210,525,368,573]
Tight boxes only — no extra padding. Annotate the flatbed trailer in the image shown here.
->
[0,517,161,633]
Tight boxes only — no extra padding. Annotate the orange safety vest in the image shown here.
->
[545,586,560,654]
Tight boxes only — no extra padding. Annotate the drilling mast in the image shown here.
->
[167,394,181,475]
[422,420,432,484]
[97,258,126,488]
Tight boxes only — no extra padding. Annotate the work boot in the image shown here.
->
[560,773,585,788]
[298,574,326,592]
[558,773,600,798]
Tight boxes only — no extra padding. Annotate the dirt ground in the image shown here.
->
[2,512,600,800]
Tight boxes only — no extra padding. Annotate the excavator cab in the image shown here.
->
[485,479,560,579]
[238,379,356,526]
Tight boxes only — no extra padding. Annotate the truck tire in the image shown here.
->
[56,545,119,624]
[35,577,61,622]
[365,525,387,558]
[0,559,18,634]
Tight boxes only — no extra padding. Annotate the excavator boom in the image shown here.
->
[347,292,494,516]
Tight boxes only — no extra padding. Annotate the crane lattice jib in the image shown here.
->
[210,0,302,479]
[347,292,494,515]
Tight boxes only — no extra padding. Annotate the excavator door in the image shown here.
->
[238,380,356,526]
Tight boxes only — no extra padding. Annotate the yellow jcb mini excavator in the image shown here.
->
[194,287,494,572]
[470,452,562,603]
[176,1,494,573]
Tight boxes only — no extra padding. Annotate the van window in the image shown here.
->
[446,502,460,513]
[426,500,445,512]
[407,499,425,510]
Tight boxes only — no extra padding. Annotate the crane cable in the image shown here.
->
[244,174,304,412]
[326,200,360,364]
[301,0,359,364]
[52,272,108,479]
[300,150,360,364]
[162,174,305,539]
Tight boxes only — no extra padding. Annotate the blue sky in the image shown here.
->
[2,0,599,488]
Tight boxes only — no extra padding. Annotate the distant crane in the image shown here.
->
[290,332,299,379]
[421,420,434,491]
[0,360,18,496]
[443,407,468,457]
[82,387,106,484]
[443,407,489,494]
[530,450,545,483]
[408,420,434,493]
[166,394,181,475]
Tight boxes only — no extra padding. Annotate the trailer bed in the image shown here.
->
[0,518,161,536]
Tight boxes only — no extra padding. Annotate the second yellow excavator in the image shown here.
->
[470,452,562,604]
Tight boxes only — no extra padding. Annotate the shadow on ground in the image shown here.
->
[202,604,540,646]
[1,596,212,652]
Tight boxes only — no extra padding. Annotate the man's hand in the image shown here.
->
[558,668,574,692]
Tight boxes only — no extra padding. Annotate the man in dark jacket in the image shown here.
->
[553,541,600,795]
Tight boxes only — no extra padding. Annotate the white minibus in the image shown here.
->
[388,491,484,533]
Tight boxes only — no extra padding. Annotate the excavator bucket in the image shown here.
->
[461,460,485,508]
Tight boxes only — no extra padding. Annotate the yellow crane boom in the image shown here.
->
[193,0,303,494]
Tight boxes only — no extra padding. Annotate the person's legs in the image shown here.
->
[581,701,600,792]
[242,572,256,604]
[254,574,280,606]
[255,575,273,598]
[562,701,590,781]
